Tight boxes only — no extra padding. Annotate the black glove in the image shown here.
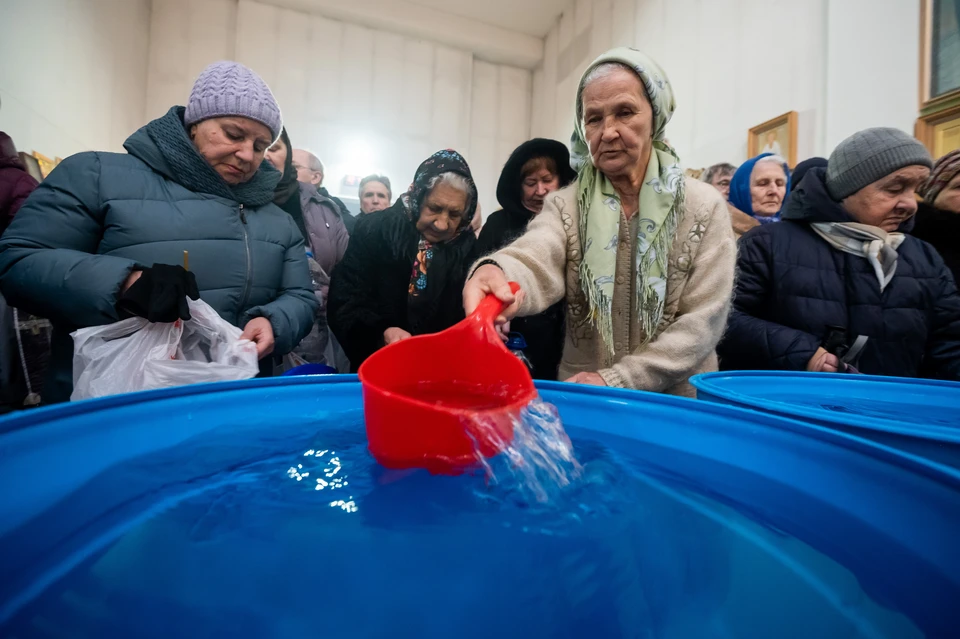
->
[118,264,200,323]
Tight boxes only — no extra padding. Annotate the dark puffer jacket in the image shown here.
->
[474,138,576,380]
[911,200,960,286]
[0,110,317,403]
[719,167,960,379]
[328,204,475,371]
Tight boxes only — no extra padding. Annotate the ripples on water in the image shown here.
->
[0,397,924,639]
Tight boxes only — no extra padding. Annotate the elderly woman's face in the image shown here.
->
[843,165,929,232]
[521,166,561,213]
[582,68,653,180]
[417,182,468,243]
[265,137,287,173]
[750,162,788,216]
[933,173,960,213]
[189,117,273,185]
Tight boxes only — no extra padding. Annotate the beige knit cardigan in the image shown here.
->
[476,177,737,397]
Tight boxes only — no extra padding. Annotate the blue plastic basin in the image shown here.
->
[0,377,958,638]
[692,372,960,470]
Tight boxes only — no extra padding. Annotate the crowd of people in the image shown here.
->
[0,49,958,410]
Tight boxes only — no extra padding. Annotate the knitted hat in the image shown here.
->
[183,61,282,141]
[826,127,932,200]
[920,148,960,205]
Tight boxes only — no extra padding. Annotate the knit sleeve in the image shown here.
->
[470,194,568,316]
[597,194,737,391]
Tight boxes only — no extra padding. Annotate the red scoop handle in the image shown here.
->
[472,282,521,326]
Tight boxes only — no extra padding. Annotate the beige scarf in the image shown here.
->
[811,222,906,292]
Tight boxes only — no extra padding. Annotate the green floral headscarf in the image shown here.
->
[571,48,684,355]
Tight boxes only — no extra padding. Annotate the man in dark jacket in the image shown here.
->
[474,138,576,379]
[291,148,356,234]
[720,128,960,379]
[0,132,39,233]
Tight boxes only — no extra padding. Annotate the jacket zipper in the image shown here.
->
[238,204,252,325]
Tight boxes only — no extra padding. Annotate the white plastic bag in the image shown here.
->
[71,299,259,401]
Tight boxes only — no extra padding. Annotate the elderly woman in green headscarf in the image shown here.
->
[464,48,736,396]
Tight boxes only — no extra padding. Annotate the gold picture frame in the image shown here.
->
[917,0,960,155]
[748,111,798,168]
[32,151,56,179]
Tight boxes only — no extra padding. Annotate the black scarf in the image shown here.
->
[272,128,309,241]
[403,149,478,333]
[144,106,280,207]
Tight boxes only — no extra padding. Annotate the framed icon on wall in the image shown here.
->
[748,111,798,168]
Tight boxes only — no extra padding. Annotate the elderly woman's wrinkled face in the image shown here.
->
[933,173,960,214]
[521,166,560,213]
[843,166,930,232]
[582,68,653,181]
[190,117,273,185]
[265,137,287,173]
[750,162,788,216]
[417,182,467,244]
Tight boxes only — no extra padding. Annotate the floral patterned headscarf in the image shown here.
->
[399,150,478,333]
[571,47,684,354]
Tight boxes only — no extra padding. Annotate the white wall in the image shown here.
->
[145,0,532,218]
[0,0,151,159]
[824,0,921,152]
[531,0,921,169]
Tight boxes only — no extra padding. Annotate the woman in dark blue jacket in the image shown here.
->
[720,128,960,379]
[0,62,317,403]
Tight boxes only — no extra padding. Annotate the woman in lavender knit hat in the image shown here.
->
[0,61,317,404]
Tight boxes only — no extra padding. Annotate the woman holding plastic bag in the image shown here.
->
[0,62,317,403]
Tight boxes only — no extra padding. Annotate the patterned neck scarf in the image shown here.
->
[811,222,906,292]
[403,150,478,329]
[570,48,684,354]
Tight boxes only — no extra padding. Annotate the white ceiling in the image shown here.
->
[407,0,567,37]
[260,0,559,67]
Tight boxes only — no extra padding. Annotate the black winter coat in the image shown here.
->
[474,139,576,380]
[719,167,960,380]
[911,201,960,286]
[328,205,475,371]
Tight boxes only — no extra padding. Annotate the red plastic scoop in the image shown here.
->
[358,282,537,474]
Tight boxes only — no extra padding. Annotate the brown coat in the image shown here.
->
[728,203,760,238]
[479,177,737,397]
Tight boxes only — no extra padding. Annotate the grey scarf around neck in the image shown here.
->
[145,106,280,208]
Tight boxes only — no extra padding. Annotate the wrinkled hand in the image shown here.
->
[565,372,607,386]
[806,347,840,373]
[384,327,412,345]
[241,317,275,359]
[463,264,525,329]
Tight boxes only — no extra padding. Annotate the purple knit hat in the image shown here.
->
[183,61,282,141]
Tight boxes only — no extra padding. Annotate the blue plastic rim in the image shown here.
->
[0,377,958,636]
[280,363,338,377]
[691,371,960,469]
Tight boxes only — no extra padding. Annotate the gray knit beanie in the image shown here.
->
[826,127,932,200]
[183,61,282,141]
